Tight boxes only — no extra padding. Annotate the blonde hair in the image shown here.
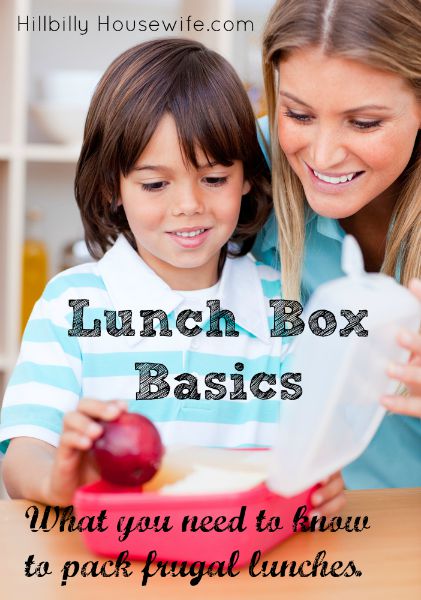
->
[263,0,421,300]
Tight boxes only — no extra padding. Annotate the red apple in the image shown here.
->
[92,413,164,486]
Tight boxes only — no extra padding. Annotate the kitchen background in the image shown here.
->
[0,0,275,498]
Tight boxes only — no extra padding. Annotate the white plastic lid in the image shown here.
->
[267,236,421,496]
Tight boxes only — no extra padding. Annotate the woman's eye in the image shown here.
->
[203,176,228,187]
[350,119,383,130]
[283,109,313,123]
[141,181,168,192]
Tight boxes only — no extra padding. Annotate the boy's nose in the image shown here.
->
[171,186,204,216]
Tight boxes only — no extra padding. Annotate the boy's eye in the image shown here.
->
[350,119,383,130]
[283,109,313,124]
[141,181,168,192]
[203,176,228,187]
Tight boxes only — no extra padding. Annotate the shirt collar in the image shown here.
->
[259,210,278,253]
[97,235,184,347]
[97,235,271,345]
[314,213,346,242]
[260,208,345,253]
[218,254,271,344]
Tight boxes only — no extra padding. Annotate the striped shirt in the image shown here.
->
[0,235,285,452]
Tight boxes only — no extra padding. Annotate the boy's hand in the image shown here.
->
[310,471,346,518]
[46,398,126,505]
[381,278,421,418]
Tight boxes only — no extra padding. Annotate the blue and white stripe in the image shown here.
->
[0,235,285,452]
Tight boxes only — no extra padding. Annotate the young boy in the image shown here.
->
[0,39,344,513]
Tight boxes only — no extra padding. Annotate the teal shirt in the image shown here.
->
[254,116,421,490]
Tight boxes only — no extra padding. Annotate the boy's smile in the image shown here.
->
[166,226,212,249]
[118,114,250,290]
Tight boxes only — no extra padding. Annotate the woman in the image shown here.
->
[254,0,421,489]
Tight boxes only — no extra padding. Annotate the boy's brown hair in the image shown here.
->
[75,37,272,263]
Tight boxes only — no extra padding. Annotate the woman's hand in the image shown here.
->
[381,278,421,418]
[46,398,127,505]
[310,471,346,518]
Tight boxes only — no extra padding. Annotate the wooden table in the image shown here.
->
[1,488,420,600]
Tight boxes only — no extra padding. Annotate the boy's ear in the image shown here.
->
[242,180,251,195]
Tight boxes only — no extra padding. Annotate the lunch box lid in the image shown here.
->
[266,236,421,496]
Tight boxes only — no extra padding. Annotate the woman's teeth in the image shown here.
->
[174,229,205,238]
[313,169,357,184]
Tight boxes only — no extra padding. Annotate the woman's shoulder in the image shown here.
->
[257,115,270,140]
[252,210,279,269]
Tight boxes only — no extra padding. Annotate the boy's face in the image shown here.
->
[118,114,250,290]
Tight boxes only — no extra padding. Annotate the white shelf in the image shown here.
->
[0,145,12,160]
[0,144,81,163]
[0,355,12,371]
[25,143,80,163]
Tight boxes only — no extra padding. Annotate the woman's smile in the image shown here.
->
[304,161,365,193]
[277,46,421,218]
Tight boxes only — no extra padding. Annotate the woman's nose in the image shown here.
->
[310,126,347,171]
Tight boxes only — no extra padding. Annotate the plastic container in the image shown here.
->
[267,236,421,496]
[74,478,315,566]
